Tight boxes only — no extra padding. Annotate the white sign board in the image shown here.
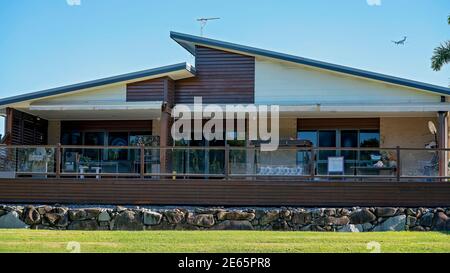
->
[29,154,45,161]
[328,157,344,173]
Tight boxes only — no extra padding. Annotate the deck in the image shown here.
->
[1,178,449,207]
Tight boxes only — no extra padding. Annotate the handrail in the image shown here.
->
[2,144,450,151]
[0,144,447,181]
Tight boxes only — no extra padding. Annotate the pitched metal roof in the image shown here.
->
[170,31,450,96]
[0,62,195,106]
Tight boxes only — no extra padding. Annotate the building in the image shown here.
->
[0,32,449,206]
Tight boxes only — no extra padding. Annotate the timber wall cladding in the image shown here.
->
[298,118,380,130]
[0,179,450,207]
[9,109,48,145]
[175,46,255,104]
[126,77,166,102]
[60,120,153,132]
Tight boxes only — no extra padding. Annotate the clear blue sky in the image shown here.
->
[0,0,449,134]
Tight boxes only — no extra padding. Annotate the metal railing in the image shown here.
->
[0,144,448,181]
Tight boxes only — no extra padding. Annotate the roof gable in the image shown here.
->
[0,62,195,107]
[170,31,450,96]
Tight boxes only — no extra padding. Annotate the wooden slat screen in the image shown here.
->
[0,179,448,207]
[298,118,380,130]
[175,46,255,104]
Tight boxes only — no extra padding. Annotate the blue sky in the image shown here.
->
[0,0,449,134]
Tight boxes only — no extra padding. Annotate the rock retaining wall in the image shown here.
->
[0,205,449,231]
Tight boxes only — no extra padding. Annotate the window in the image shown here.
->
[297,131,317,146]
[297,129,380,174]
[341,130,358,160]
[61,130,152,162]
[61,131,81,145]
[359,130,380,147]
[359,130,380,161]
[297,129,379,149]
[84,132,105,161]
[108,132,129,161]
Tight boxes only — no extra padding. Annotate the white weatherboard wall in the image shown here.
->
[254,57,441,105]
[31,84,126,105]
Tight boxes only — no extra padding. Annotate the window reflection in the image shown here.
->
[297,129,380,175]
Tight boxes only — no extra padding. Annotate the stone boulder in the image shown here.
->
[51,207,68,214]
[338,224,360,232]
[68,209,88,221]
[194,207,225,214]
[24,207,41,225]
[212,220,254,230]
[432,212,450,231]
[339,208,350,216]
[355,223,373,232]
[260,210,279,225]
[68,220,103,230]
[420,212,434,227]
[349,208,376,224]
[406,216,417,227]
[44,212,68,227]
[271,220,290,231]
[187,214,215,227]
[324,208,336,216]
[164,209,185,224]
[0,211,29,229]
[310,208,324,218]
[217,211,255,221]
[84,208,102,219]
[143,211,162,225]
[406,208,416,216]
[97,211,111,222]
[375,207,397,217]
[37,205,52,215]
[112,210,144,230]
[373,215,406,231]
[114,206,127,213]
[291,211,312,225]
[280,208,291,220]
[410,226,426,231]
[325,216,350,226]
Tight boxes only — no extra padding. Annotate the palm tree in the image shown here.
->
[431,15,450,71]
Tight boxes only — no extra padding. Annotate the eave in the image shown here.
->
[0,62,195,107]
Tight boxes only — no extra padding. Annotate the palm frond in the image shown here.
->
[431,41,450,71]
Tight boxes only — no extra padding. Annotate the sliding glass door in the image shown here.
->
[297,129,380,175]
[61,130,151,174]
[172,120,246,177]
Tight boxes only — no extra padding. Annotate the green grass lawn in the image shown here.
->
[0,230,448,253]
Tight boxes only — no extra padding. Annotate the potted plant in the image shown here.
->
[381,151,397,168]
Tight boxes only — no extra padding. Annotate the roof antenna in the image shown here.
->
[197,17,220,36]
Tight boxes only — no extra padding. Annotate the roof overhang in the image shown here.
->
[12,101,163,120]
[170,31,450,96]
[0,62,195,108]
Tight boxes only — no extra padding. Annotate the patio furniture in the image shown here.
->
[91,166,102,179]
[350,166,396,176]
[257,166,304,176]
[78,166,88,179]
